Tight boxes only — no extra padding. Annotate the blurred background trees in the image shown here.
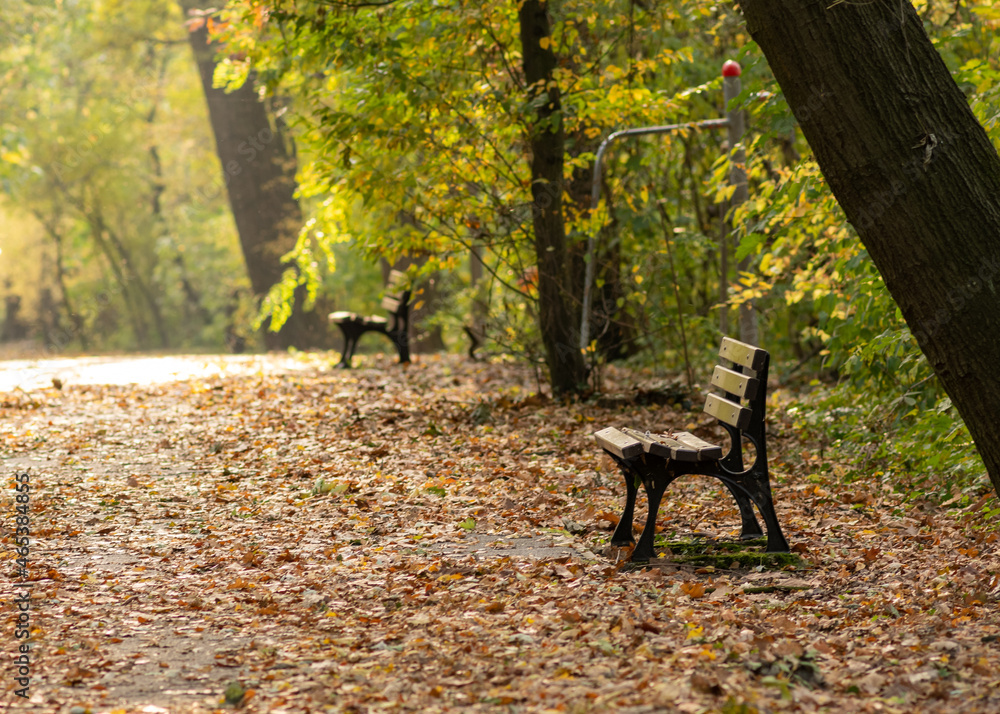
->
[0,0,248,352]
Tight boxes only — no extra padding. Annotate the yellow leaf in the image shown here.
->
[686,623,705,638]
[1,150,24,165]
[539,37,551,50]
[972,4,1000,19]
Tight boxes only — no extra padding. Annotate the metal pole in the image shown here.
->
[578,118,729,351]
[723,60,757,345]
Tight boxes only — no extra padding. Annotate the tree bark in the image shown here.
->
[518,0,588,394]
[180,1,328,349]
[741,0,1000,493]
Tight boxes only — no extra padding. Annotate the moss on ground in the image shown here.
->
[638,538,804,570]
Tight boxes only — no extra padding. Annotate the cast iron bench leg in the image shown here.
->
[743,478,789,553]
[715,427,763,539]
[725,482,764,539]
[387,329,410,365]
[607,456,640,546]
[632,472,673,562]
[335,324,363,368]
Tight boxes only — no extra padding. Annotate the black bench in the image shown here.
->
[328,270,411,368]
[595,337,789,561]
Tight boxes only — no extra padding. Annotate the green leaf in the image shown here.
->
[735,232,767,262]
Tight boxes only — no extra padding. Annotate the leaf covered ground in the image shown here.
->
[2,353,1000,713]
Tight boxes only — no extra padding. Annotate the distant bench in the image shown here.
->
[595,337,789,561]
[328,270,411,368]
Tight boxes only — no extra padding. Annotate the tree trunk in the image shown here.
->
[180,1,327,349]
[741,0,1000,493]
[32,210,88,350]
[518,0,588,395]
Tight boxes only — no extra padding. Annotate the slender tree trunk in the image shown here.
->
[87,214,151,348]
[145,61,213,332]
[32,210,88,350]
[741,0,1000,494]
[180,1,327,349]
[469,243,487,347]
[101,218,170,348]
[518,0,588,394]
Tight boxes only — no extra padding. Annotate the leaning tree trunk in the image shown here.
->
[741,0,1000,494]
[518,0,588,395]
[180,1,328,349]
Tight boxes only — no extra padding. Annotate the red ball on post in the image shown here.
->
[722,60,742,78]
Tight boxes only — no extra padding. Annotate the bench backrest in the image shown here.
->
[705,337,768,431]
[703,337,767,430]
[703,337,769,471]
[381,270,411,317]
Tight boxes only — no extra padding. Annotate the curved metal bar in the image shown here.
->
[579,118,730,351]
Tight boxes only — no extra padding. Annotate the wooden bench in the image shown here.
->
[595,337,789,561]
[328,270,411,368]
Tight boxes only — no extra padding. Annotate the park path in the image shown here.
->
[0,353,321,393]
[1,353,999,712]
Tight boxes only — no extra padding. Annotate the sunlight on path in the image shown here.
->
[0,353,327,393]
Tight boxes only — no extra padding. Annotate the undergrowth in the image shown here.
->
[786,382,989,508]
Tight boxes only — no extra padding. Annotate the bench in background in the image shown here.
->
[595,337,789,561]
[329,270,411,368]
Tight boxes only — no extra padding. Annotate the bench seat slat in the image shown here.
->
[671,431,724,461]
[652,435,698,462]
[703,393,752,431]
[330,312,387,327]
[621,427,698,461]
[594,427,644,459]
[710,365,759,400]
[719,337,767,372]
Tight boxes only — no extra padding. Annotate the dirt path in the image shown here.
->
[2,353,1000,713]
